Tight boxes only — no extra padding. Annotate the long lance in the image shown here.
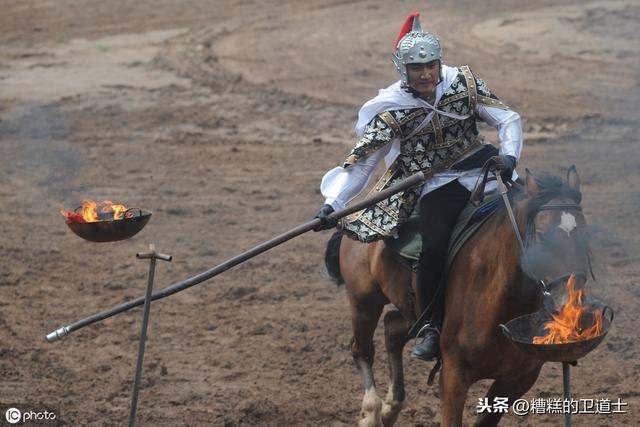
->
[46,171,426,343]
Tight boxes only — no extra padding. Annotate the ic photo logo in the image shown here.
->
[3,406,57,424]
[5,408,21,424]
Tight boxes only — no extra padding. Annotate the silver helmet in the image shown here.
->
[392,13,443,87]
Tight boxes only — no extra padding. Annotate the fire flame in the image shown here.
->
[61,199,130,223]
[533,274,602,344]
[102,200,128,220]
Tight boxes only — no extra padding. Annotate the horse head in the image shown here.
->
[517,166,591,307]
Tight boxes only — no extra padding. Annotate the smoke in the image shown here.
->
[0,103,85,204]
[520,220,629,310]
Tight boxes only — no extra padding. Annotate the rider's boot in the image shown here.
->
[411,324,441,361]
[410,263,445,361]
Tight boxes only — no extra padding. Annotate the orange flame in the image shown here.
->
[102,200,127,220]
[60,199,129,223]
[533,274,603,344]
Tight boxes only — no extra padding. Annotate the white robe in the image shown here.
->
[321,65,523,210]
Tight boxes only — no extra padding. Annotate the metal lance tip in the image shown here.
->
[46,326,70,343]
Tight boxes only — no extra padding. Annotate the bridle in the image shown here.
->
[495,174,590,296]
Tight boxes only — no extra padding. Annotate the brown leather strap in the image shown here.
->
[470,158,497,206]
[379,111,402,138]
[460,65,477,113]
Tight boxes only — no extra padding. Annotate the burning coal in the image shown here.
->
[533,274,603,344]
[60,199,131,223]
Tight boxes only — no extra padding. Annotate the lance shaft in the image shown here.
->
[46,171,426,343]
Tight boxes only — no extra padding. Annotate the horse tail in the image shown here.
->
[323,230,344,286]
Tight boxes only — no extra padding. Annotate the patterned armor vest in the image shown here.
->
[342,66,508,243]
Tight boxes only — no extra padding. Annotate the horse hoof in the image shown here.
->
[381,400,406,426]
[358,416,383,427]
[359,388,383,427]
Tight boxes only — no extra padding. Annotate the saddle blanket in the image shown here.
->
[385,192,501,269]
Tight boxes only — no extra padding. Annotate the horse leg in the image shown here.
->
[440,357,471,427]
[380,310,409,426]
[350,293,386,427]
[473,366,542,427]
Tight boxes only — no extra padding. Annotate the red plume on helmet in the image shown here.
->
[395,11,420,49]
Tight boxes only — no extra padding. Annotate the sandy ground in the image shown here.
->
[1,0,639,425]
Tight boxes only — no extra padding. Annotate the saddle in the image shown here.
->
[385,191,501,270]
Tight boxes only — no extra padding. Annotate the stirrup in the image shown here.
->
[413,324,440,347]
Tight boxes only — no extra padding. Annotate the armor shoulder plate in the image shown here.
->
[459,65,478,113]
[463,66,509,110]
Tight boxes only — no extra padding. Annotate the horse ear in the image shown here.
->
[525,168,539,195]
[567,165,580,192]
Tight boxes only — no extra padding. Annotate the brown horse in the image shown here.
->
[332,167,588,426]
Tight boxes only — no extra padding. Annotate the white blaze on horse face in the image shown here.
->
[558,212,577,236]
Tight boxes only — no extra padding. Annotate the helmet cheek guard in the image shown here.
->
[392,12,443,87]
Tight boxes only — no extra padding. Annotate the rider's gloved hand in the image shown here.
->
[313,204,338,232]
[491,155,517,181]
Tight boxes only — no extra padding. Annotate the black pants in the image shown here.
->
[416,179,471,327]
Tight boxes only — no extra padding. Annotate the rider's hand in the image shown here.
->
[491,155,517,181]
[313,204,338,232]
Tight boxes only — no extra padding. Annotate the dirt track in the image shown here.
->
[1,1,639,426]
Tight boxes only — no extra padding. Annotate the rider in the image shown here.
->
[313,11,523,361]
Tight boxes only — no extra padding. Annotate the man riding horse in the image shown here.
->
[313,11,523,361]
